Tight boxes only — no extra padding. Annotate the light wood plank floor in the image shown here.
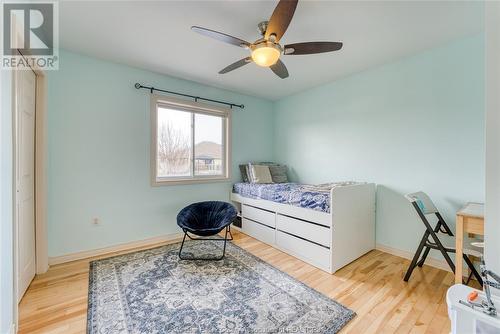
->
[19,231,460,333]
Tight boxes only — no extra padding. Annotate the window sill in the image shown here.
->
[152,176,231,187]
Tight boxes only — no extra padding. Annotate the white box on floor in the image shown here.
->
[447,284,500,334]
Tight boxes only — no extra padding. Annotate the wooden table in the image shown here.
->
[455,202,484,284]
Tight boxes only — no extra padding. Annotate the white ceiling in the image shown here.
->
[59,1,484,100]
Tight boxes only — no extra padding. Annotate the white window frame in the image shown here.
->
[150,94,231,186]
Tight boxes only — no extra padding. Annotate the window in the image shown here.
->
[151,94,231,185]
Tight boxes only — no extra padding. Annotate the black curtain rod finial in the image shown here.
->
[134,82,244,110]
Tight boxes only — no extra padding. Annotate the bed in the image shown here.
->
[232,182,331,212]
[231,181,376,274]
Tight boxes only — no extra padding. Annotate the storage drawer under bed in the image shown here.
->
[242,204,275,228]
[275,230,331,272]
[276,214,330,247]
[241,218,275,245]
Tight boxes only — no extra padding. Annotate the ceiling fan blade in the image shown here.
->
[191,26,251,48]
[265,0,298,42]
[284,42,343,55]
[219,57,252,74]
[270,59,289,79]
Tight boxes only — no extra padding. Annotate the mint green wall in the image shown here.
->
[47,50,274,257]
[273,35,485,259]
[49,35,485,259]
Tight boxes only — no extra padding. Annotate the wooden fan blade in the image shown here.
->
[284,42,343,55]
[191,26,250,48]
[270,59,289,79]
[219,57,252,74]
[265,0,298,42]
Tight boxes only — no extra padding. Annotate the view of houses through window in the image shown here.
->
[156,105,225,181]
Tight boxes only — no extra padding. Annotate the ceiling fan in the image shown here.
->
[191,0,343,79]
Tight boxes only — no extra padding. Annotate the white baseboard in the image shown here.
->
[48,233,184,266]
[46,236,462,274]
[9,323,16,334]
[376,243,452,272]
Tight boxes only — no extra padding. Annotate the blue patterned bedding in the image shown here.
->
[233,183,332,213]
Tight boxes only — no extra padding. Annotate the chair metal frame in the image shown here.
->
[404,200,483,286]
[178,225,233,261]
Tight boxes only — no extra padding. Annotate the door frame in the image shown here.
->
[11,51,48,330]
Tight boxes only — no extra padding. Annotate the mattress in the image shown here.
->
[232,182,333,213]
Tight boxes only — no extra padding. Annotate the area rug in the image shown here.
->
[87,239,355,333]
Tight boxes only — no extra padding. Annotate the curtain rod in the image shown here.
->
[134,83,244,109]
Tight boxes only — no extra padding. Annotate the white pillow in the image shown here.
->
[249,165,273,184]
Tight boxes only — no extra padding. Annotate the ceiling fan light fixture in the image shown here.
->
[251,42,281,67]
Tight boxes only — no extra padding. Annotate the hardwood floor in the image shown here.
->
[19,231,460,333]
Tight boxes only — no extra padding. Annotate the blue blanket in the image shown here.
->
[233,183,331,213]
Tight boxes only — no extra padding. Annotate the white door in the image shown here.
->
[15,66,37,302]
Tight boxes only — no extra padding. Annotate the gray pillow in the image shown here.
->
[248,165,273,184]
[239,164,250,183]
[269,165,288,183]
[240,162,274,182]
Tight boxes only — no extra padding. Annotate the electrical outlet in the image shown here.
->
[93,218,100,225]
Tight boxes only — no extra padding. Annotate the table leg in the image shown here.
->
[455,215,464,284]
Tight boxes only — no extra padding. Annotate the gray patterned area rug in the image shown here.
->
[87,239,355,333]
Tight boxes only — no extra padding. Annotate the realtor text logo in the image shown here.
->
[2,2,58,70]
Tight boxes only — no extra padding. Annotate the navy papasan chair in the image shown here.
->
[177,201,237,260]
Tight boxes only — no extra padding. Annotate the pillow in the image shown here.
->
[269,165,288,183]
[239,164,250,183]
[248,164,273,184]
[257,161,279,166]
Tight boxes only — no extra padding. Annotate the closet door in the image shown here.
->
[15,66,37,302]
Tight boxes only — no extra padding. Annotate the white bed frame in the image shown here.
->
[231,182,376,274]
